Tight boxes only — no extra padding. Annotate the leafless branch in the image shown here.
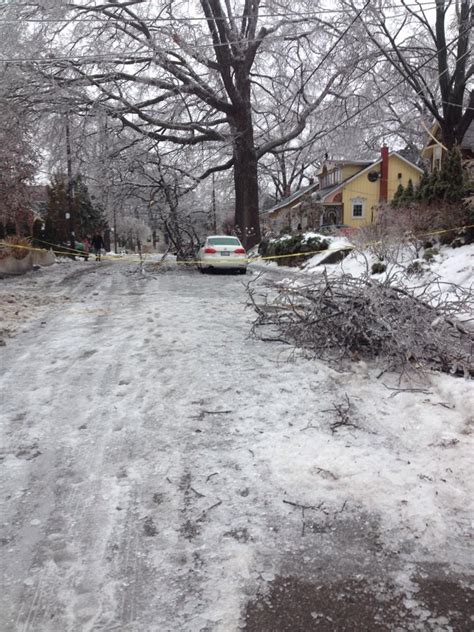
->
[248,270,473,377]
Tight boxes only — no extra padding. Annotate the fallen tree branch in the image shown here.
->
[248,272,473,377]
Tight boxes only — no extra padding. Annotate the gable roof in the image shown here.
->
[316,159,373,176]
[318,152,424,202]
[462,119,474,152]
[259,181,319,215]
[422,120,474,154]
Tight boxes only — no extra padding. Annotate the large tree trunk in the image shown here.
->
[437,0,472,150]
[231,72,261,250]
[441,121,456,151]
[232,118,261,249]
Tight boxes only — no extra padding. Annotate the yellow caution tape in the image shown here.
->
[0,240,149,263]
[1,223,473,267]
[0,240,89,258]
[173,223,474,265]
[170,245,354,266]
[33,237,90,256]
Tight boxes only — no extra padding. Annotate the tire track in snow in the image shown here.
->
[1,265,150,630]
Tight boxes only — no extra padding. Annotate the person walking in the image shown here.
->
[91,233,105,261]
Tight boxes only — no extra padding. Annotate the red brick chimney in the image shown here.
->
[380,145,389,202]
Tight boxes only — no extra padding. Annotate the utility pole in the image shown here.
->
[211,173,217,233]
[65,114,75,255]
[113,206,118,253]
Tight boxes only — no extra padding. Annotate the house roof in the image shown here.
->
[312,182,342,202]
[259,181,319,215]
[318,152,424,203]
[462,120,474,152]
[261,152,424,213]
[316,159,373,176]
[422,119,474,154]
[421,121,444,156]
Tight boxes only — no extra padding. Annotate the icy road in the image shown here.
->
[0,260,472,631]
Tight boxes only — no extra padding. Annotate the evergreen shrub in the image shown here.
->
[406,260,424,276]
[266,234,329,266]
[423,247,439,261]
[371,262,387,274]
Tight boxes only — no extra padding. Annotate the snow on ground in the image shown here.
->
[0,288,67,344]
[304,238,473,288]
[257,237,473,316]
[429,243,474,288]
[0,256,473,631]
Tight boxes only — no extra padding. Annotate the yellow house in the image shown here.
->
[316,148,424,227]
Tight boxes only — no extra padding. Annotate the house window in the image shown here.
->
[352,199,364,218]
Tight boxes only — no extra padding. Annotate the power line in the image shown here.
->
[0,1,440,24]
[0,27,459,63]
[0,0,457,61]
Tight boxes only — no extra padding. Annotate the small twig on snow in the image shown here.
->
[323,394,360,434]
[334,500,348,514]
[190,486,205,498]
[197,500,222,523]
[382,383,433,398]
[427,401,455,409]
[191,410,233,420]
[300,422,319,431]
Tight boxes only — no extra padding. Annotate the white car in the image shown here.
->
[197,235,247,274]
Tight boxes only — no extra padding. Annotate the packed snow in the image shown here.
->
[0,252,472,631]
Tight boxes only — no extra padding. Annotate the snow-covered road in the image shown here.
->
[1,261,472,631]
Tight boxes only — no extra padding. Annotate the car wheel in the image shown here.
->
[239,268,247,275]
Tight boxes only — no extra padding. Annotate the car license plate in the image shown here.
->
[221,251,230,256]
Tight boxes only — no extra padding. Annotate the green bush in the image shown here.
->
[406,260,425,276]
[266,234,329,266]
[371,261,387,274]
[423,247,439,261]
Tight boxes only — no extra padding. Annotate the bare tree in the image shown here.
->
[347,0,473,149]
[259,146,317,201]
[0,98,38,233]
[24,1,365,247]
[0,3,47,233]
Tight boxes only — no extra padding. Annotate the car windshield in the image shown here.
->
[207,237,241,246]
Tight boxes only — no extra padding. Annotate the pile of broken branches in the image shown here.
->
[248,272,473,377]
